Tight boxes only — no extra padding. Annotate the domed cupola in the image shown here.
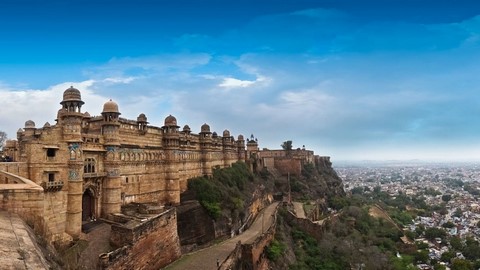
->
[162,114,179,134]
[137,113,147,122]
[164,115,179,127]
[24,120,35,129]
[200,123,211,134]
[60,86,84,113]
[102,99,120,114]
[222,129,233,145]
[101,99,121,122]
[137,113,148,132]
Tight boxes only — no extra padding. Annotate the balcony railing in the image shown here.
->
[41,181,64,192]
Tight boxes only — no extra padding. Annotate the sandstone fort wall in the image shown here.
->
[100,208,181,270]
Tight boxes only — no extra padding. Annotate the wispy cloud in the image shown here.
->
[2,7,480,160]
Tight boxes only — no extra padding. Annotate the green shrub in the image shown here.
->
[266,239,285,261]
[187,161,254,220]
[202,201,221,219]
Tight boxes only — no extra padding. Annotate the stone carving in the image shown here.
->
[68,169,79,180]
[68,143,81,160]
[108,169,120,177]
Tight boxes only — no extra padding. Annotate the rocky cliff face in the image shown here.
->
[273,157,345,205]
[177,188,273,252]
[312,157,346,198]
[176,159,345,250]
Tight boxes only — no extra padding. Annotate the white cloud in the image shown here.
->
[280,90,333,107]
[102,76,137,84]
[218,75,270,90]
[219,77,255,88]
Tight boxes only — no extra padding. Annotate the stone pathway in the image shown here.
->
[292,201,306,219]
[78,222,112,270]
[0,211,49,270]
[164,202,279,270]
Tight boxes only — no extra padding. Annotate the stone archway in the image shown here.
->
[82,188,95,221]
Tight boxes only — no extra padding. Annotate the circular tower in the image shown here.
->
[101,100,122,218]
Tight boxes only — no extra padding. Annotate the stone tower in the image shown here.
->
[237,134,246,161]
[246,134,259,158]
[199,123,213,176]
[222,129,235,167]
[101,100,122,218]
[162,115,181,204]
[60,86,85,238]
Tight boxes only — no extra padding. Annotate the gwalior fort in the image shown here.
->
[0,87,333,269]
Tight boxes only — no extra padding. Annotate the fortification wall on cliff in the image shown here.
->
[100,207,181,270]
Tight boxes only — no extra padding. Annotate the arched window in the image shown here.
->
[84,158,96,173]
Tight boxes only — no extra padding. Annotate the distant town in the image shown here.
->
[336,161,480,269]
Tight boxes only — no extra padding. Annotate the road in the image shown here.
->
[292,201,306,219]
[164,202,279,270]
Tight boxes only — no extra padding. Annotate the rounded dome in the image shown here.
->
[201,123,210,133]
[62,86,82,102]
[25,120,35,128]
[137,113,147,122]
[212,131,218,138]
[183,125,191,132]
[102,99,120,114]
[83,111,91,118]
[43,122,51,128]
[223,129,230,137]
[164,115,177,126]
[238,134,244,141]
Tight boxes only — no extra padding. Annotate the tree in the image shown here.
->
[463,237,480,260]
[450,236,463,251]
[442,221,455,229]
[441,251,455,262]
[281,140,293,156]
[424,227,446,241]
[442,194,452,202]
[451,258,474,270]
[434,263,447,270]
[0,130,6,150]
[453,208,463,218]
[415,249,429,264]
[351,186,364,195]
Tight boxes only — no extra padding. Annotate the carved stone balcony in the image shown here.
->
[41,181,64,192]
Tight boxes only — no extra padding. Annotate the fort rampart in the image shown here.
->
[0,169,44,233]
[100,207,181,270]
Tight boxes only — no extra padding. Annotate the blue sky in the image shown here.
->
[1,0,480,161]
